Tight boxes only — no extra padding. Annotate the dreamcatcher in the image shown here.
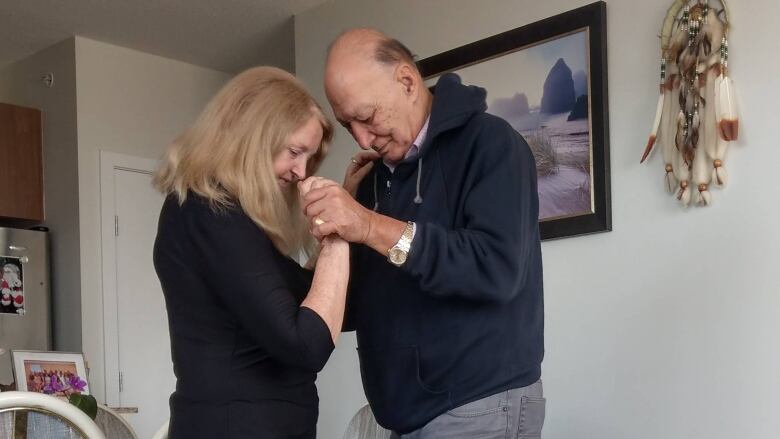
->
[641,0,738,207]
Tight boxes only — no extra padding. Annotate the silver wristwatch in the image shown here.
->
[387,221,415,267]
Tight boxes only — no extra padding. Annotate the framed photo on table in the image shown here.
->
[11,350,90,396]
[418,1,611,240]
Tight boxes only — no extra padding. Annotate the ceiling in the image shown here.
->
[0,0,330,73]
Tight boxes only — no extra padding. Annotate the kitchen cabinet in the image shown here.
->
[0,102,43,223]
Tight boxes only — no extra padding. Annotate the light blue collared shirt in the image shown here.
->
[385,116,430,173]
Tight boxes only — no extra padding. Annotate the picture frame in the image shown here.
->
[418,1,611,240]
[11,350,90,396]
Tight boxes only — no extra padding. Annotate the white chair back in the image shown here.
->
[95,404,138,439]
[151,417,169,439]
[343,404,392,439]
[0,391,106,439]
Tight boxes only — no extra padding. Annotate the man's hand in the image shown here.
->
[300,175,406,256]
[303,184,375,243]
[344,151,379,197]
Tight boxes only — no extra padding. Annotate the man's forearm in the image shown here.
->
[363,211,407,257]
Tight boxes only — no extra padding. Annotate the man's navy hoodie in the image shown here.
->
[347,73,544,433]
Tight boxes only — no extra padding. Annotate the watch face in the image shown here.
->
[388,248,408,266]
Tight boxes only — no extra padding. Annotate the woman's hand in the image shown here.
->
[298,177,342,241]
[298,176,340,199]
[344,151,379,197]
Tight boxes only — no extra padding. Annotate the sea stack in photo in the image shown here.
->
[490,92,531,119]
[568,94,589,121]
[541,58,576,114]
[573,69,588,98]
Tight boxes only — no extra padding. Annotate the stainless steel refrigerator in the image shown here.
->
[0,227,50,387]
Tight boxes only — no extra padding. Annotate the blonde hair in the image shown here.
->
[153,66,333,255]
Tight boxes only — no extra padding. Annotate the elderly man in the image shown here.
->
[302,28,545,438]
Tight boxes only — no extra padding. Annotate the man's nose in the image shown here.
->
[350,122,376,150]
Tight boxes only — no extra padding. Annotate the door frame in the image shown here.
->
[99,151,159,407]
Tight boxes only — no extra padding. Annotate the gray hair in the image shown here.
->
[374,37,417,67]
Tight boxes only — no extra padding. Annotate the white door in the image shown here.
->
[100,152,174,439]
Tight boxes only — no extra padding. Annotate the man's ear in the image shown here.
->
[396,63,417,96]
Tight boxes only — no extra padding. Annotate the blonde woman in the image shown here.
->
[153,67,349,439]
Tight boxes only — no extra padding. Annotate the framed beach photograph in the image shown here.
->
[11,350,90,396]
[418,1,611,240]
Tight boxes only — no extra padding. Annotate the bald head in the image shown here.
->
[323,28,432,164]
[328,28,383,64]
[327,28,416,69]
[325,28,418,94]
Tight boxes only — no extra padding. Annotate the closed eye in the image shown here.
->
[359,111,375,124]
[338,109,374,133]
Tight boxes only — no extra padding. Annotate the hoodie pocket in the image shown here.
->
[357,345,451,432]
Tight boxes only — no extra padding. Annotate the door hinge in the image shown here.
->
[119,371,124,392]
[114,215,119,236]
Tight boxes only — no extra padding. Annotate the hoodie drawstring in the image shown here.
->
[414,157,423,204]
[372,173,379,211]
[372,156,424,210]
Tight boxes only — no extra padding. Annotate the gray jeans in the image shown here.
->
[391,380,545,439]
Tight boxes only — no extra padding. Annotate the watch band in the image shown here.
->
[387,221,415,266]
[395,221,415,253]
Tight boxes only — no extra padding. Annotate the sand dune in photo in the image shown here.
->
[526,114,591,220]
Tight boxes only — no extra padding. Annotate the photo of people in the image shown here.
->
[0,257,24,315]
[23,360,88,396]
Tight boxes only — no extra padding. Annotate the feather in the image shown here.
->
[672,151,690,207]
[717,75,739,141]
[691,69,711,205]
[702,68,719,160]
[697,186,712,206]
[703,8,725,65]
[675,109,686,151]
[662,76,680,191]
[713,74,723,124]
[678,183,692,207]
[642,93,666,163]
[714,134,729,164]
[665,170,677,193]
[712,160,729,187]
[692,128,710,186]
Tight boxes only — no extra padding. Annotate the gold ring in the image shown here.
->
[313,217,325,226]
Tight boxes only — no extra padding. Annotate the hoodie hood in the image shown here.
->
[423,73,488,150]
[370,73,488,208]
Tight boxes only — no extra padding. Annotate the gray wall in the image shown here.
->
[74,36,230,401]
[0,38,82,352]
[0,36,230,402]
[295,0,780,438]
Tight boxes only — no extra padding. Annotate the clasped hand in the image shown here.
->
[297,151,378,243]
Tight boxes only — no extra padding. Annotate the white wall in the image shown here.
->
[0,38,83,353]
[74,37,230,401]
[295,1,780,438]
